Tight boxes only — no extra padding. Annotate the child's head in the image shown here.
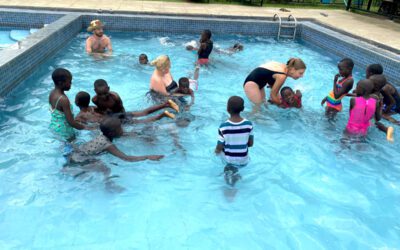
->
[369,74,387,93]
[366,64,383,79]
[338,58,354,77]
[75,91,90,109]
[178,77,191,94]
[280,86,295,106]
[52,68,72,90]
[94,79,110,95]
[355,79,374,97]
[286,58,306,80]
[233,43,244,51]
[227,96,244,115]
[139,54,148,65]
[201,29,212,42]
[100,117,123,140]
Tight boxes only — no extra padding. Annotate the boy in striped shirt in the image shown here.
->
[215,96,254,186]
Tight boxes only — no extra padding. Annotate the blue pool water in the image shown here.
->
[0,31,399,249]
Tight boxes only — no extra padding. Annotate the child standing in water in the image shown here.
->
[49,68,91,141]
[321,58,354,117]
[186,30,213,65]
[215,96,254,186]
[345,79,381,137]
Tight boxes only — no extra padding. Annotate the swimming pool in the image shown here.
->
[0,30,399,249]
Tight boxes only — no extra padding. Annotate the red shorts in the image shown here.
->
[197,58,209,65]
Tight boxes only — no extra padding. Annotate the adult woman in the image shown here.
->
[149,55,178,96]
[243,58,306,106]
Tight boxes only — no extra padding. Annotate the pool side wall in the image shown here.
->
[301,22,400,86]
[0,12,81,96]
[0,10,399,97]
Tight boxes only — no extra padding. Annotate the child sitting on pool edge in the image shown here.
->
[215,96,254,187]
[321,58,354,118]
[280,86,302,108]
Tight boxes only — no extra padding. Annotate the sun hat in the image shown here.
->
[87,20,104,32]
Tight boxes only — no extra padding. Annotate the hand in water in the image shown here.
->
[147,155,164,161]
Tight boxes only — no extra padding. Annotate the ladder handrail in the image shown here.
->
[273,14,282,41]
[287,15,297,40]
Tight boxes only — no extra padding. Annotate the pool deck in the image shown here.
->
[0,0,399,52]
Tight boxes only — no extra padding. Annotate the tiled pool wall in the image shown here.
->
[0,10,399,96]
[302,22,400,86]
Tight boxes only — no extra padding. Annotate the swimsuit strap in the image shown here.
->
[50,95,64,112]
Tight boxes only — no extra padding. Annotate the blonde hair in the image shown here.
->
[286,58,306,70]
[151,55,171,71]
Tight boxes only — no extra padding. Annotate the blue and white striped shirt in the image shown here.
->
[217,119,253,165]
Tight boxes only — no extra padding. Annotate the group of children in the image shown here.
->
[320,59,396,141]
[49,24,399,188]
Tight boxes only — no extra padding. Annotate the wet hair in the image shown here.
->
[339,58,354,69]
[227,96,244,114]
[366,64,383,75]
[178,77,190,88]
[280,86,293,96]
[233,43,243,50]
[52,68,72,86]
[286,58,306,70]
[94,79,108,89]
[100,117,121,140]
[202,29,212,39]
[150,55,170,71]
[139,54,148,60]
[369,74,387,92]
[75,91,90,108]
[356,79,374,96]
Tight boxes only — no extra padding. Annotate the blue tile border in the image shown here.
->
[301,21,400,86]
[0,9,398,96]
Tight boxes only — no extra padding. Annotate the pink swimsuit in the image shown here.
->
[346,97,376,135]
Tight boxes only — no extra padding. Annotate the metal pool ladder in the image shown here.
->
[273,14,298,40]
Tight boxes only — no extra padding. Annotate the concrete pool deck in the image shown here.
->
[0,0,399,52]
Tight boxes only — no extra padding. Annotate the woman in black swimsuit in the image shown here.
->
[149,55,178,96]
[243,58,306,107]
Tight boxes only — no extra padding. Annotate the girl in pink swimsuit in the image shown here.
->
[345,79,381,136]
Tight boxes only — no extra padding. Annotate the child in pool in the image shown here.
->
[345,79,381,137]
[139,54,149,65]
[280,86,302,108]
[70,117,164,163]
[215,96,254,187]
[78,90,179,124]
[321,58,354,117]
[215,43,244,55]
[92,79,125,114]
[49,68,92,141]
[369,74,394,141]
[173,65,199,108]
[186,30,213,65]
[75,91,104,124]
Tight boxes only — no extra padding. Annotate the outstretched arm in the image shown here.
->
[269,75,286,105]
[129,102,168,117]
[106,145,163,162]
